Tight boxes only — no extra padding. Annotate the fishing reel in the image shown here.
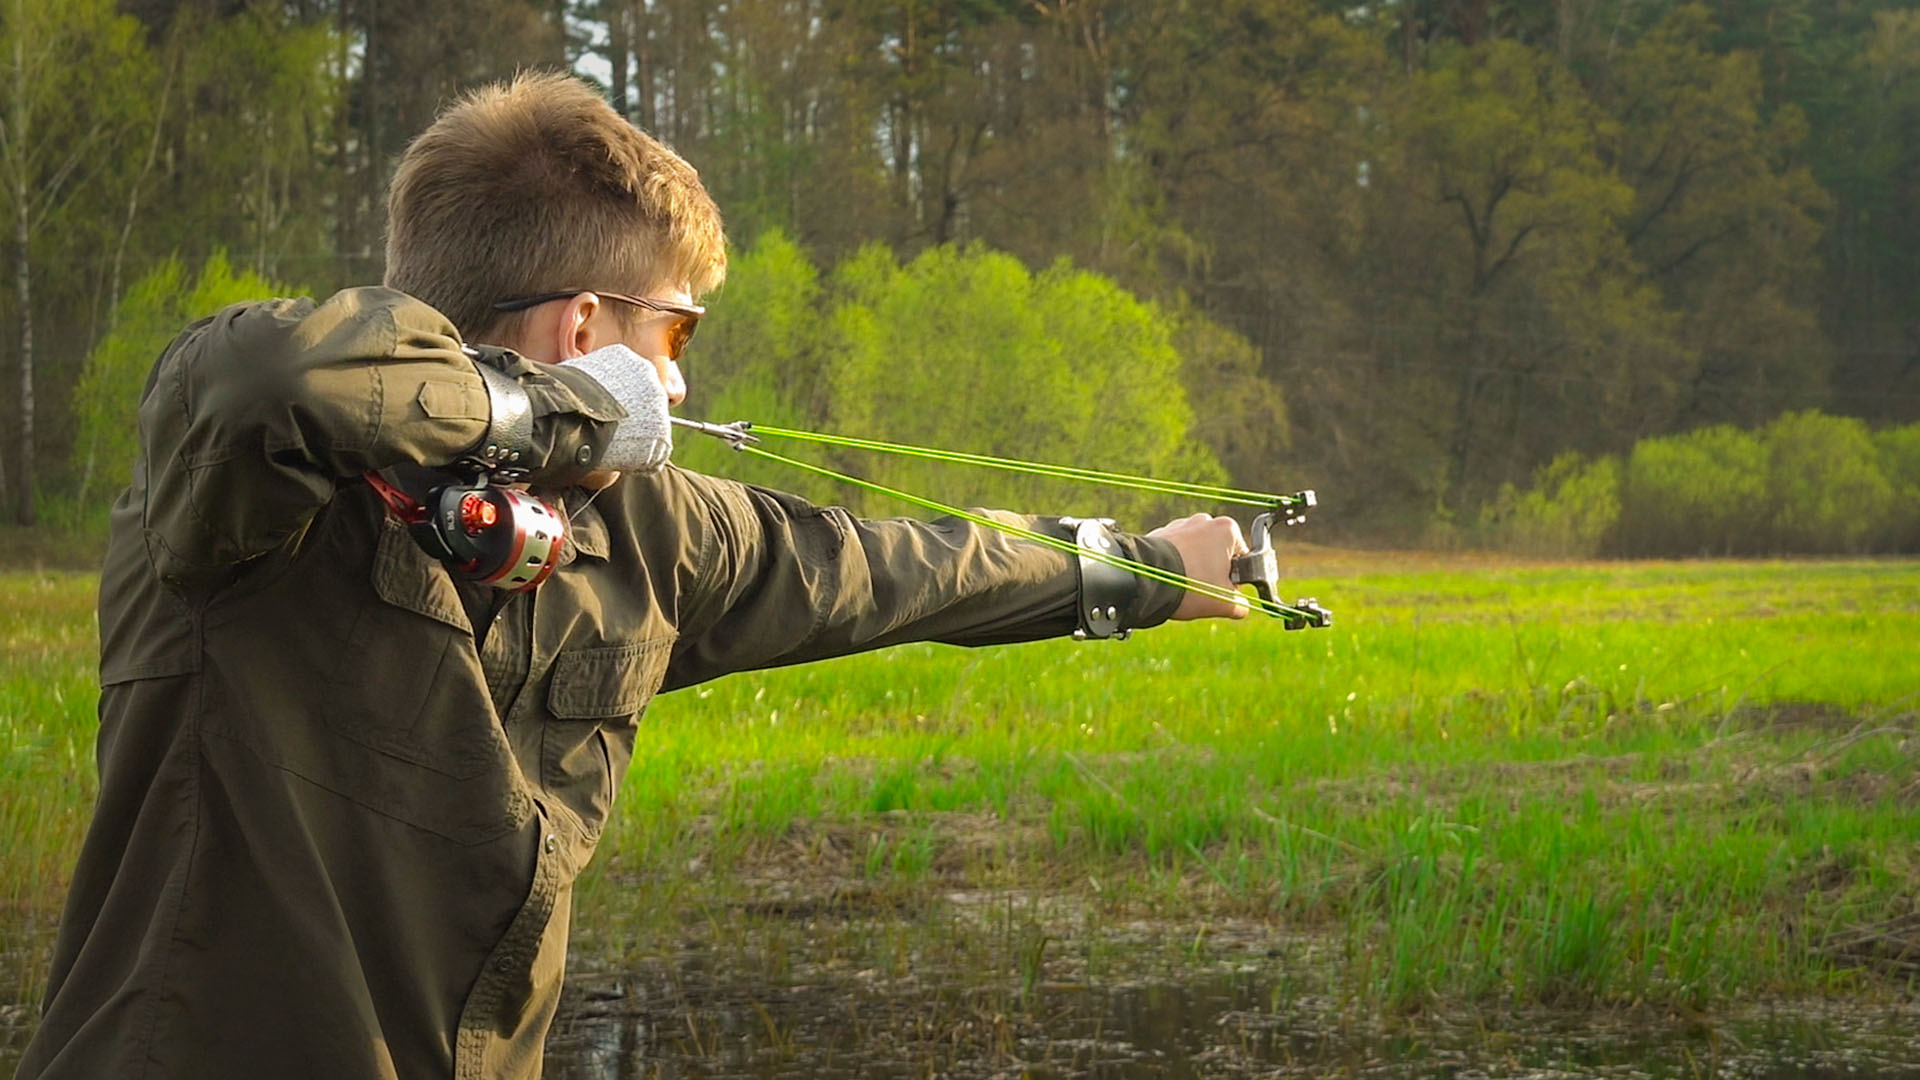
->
[365,470,565,592]
[406,477,565,591]
[1229,491,1333,631]
[365,347,564,590]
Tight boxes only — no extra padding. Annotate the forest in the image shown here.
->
[3,0,1917,550]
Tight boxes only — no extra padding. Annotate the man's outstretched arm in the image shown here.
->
[655,470,1250,690]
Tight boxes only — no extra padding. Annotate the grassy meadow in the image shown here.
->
[2,556,1917,1024]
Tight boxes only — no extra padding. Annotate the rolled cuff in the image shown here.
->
[1117,533,1189,630]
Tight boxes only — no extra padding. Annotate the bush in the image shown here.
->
[832,245,1225,524]
[671,231,843,504]
[1494,412,1911,558]
[1616,425,1769,556]
[1760,410,1893,554]
[63,254,303,532]
[1873,422,1920,551]
[1481,452,1621,557]
[683,238,1226,527]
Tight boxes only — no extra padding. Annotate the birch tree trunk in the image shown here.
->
[11,24,33,526]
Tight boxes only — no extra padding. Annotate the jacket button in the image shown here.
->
[543,834,559,855]
[576,445,593,464]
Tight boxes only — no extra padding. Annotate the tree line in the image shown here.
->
[3,0,1916,546]
[1483,410,1920,556]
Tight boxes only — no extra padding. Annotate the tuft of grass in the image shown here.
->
[0,572,100,1006]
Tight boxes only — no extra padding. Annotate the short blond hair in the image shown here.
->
[385,71,726,339]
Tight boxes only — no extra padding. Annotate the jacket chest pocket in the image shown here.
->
[542,637,674,837]
[548,640,673,720]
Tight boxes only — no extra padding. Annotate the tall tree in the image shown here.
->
[0,0,156,524]
[1112,0,1384,501]
[1702,0,1920,419]
[335,0,565,281]
[1602,4,1829,428]
[1384,40,1675,518]
[138,4,339,282]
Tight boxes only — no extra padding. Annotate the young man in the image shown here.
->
[19,73,1248,1079]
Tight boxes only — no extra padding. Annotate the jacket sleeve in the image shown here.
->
[136,286,624,586]
[659,470,1190,690]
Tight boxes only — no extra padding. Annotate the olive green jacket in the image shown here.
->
[20,288,1185,1080]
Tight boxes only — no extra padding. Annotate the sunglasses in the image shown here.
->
[492,290,704,361]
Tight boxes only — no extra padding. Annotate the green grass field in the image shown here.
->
[3,556,1917,1022]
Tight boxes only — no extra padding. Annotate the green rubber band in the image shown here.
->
[737,443,1307,620]
[745,425,1305,509]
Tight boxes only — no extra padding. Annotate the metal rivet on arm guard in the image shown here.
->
[460,346,536,480]
[1060,517,1136,640]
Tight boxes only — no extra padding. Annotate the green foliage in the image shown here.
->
[695,230,826,396]
[0,0,160,262]
[1874,423,1920,551]
[1722,1,1920,421]
[676,372,839,504]
[1498,412,1911,557]
[156,6,340,278]
[679,234,1228,526]
[4,0,1912,545]
[1481,453,1621,558]
[821,244,1221,524]
[65,255,302,529]
[673,231,841,502]
[1602,5,1830,429]
[1402,42,1631,298]
[1175,303,1289,492]
[1616,425,1769,556]
[0,0,162,524]
[1358,38,1690,521]
[1761,411,1894,554]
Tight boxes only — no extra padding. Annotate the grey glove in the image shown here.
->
[559,344,673,473]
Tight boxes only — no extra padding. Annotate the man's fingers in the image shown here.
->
[1146,513,1256,621]
[1222,515,1249,556]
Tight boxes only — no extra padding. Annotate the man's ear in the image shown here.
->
[552,293,603,361]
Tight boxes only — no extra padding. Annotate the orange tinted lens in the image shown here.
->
[666,314,699,359]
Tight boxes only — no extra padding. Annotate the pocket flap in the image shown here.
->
[549,638,674,719]
[371,517,470,632]
[416,379,489,420]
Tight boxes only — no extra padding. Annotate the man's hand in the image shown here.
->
[1147,513,1252,621]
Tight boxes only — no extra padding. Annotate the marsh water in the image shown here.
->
[543,953,1920,1080]
[3,948,1917,1078]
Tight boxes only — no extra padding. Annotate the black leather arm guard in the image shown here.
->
[458,346,535,481]
[1061,517,1136,641]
